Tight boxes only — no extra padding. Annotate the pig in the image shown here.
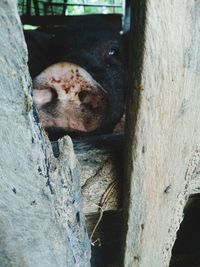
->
[24,17,128,140]
[33,62,109,140]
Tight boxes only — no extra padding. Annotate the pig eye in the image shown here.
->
[108,47,120,57]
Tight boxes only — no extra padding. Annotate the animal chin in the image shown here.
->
[66,117,102,133]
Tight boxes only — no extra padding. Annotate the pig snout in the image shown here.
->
[33,62,109,136]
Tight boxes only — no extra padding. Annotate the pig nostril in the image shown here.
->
[78,90,89,102]
[49,87,58,101]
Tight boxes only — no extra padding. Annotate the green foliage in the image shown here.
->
[18,0,123,16]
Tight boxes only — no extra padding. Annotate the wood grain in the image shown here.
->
[124,0,200,266]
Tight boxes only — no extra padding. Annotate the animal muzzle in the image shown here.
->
[32,62,109,133]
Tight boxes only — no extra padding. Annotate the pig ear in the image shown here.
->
[24,31,54,78]
[33,87,58,108]
[24,30,54,50]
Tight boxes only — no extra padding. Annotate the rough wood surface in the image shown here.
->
[73,135,124,214]
[124,0,200,266]
[0,1,90,266]
[73,135,124,267]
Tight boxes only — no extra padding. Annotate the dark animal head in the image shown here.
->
[50,18,128,134]
[26,17,128,140]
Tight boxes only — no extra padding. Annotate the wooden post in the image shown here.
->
[0,1,90,266]
[33,0,40,16]
[26,0,31,16]
[123,0,200,266]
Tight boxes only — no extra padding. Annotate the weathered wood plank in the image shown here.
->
[73,135,123,214]
[74,135,124,266]
[0,1,90,266]
[124,0,200,266]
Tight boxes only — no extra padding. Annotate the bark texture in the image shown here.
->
[124,0,200,266]
[0,1,90,266]
[74,137,124,266]
[74,136,123,215]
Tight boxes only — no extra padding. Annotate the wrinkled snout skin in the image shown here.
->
[25,17,128,140]
[33,63,109,140]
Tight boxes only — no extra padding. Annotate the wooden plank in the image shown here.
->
[0,1,90,266]
[123,0,200,266]
[20,14,122,29]
[73,135,124,266]
[73,135,123,214]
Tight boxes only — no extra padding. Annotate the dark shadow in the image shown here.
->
[170,194,200,267]
[88,210,123,267]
